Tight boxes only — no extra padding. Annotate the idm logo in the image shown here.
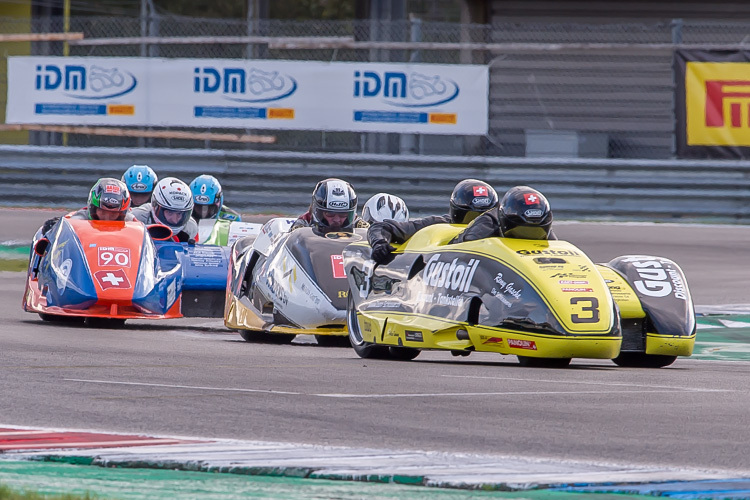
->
[194,66,297,103]
[353,70,459,108]
[35,64,137,100]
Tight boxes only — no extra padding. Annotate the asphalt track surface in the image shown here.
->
[3,209,750,476]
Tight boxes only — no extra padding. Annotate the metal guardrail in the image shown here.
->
[2,145,750,223]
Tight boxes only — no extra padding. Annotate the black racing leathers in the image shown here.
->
[368,215,451,264]
[452,210,557,243]
[367,212,557,264]
[368,215,451,247]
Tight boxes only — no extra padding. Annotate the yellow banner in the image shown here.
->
[686,62,750,146]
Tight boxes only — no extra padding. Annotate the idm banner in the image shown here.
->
[6,56,489,135]
[675,49,750,159]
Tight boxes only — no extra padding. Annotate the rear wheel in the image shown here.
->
[612,352,677,368]
[315,335,351,347]
[347,297,389,359]
[517,356,571,368]
[238,329,295,344]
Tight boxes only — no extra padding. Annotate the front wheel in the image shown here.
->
[612,352,677,368]
[517,356,571,368]
[347,297,389,359]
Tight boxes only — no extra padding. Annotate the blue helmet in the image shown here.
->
[189,174,223,220]
[122,164,157,207]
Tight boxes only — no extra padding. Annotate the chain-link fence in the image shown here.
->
[2,15,750,158]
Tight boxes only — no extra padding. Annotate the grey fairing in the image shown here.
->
[607,255,696,337]
[283,228,366,311]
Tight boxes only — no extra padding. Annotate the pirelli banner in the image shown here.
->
[675,49,750,159]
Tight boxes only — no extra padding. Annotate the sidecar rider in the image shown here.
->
[291,178,369,233]
[132,177,199,242]
[121,164,158,207]
[368,179,498,264]
[43,178,136,235]
[361,193,409,224]
[189,174,242,222]
[453,185,556,243]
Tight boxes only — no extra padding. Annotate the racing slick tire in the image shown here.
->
[315,335,352,347]
[388,346,421,361]
[517,356,572,368]
[83,317,126,329]
[347,298,390,359]
[611,352,677,368]
[238,329,295,344]
[38,313,84,324]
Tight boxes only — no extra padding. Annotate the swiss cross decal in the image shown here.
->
[331,254,346,279]
[105,184,121,194]
[523,193,539,204]
[473,186,488,197]
[94,269,132,290]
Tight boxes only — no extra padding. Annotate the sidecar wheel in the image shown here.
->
[517,356,571,368]
[612,352,677,368]
[347,298,389,359]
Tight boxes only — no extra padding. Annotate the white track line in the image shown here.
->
[64,378,732,399]
[64,378,303,395]
[439,374,731,392]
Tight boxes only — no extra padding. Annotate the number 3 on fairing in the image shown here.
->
[570,297,599,323]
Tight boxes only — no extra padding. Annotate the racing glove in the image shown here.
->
[370,240,396,264]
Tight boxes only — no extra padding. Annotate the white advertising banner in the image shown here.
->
[6,56,489,135]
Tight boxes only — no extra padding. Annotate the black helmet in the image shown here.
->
[498,186,553,240]
[449,179,499,224]
[311,178,357,232]
[88,178,132,221]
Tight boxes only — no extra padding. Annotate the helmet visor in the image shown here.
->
[193,203,220,220]
[316,208,355,231]
[154,204,191,230]
[90,204,127,221]
[452,208,492,225]
[503,225,549,240]
[130,191,152,207]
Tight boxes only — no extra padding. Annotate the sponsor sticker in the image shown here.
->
[423,253,480,293]
[325,232,360,240]
[523,193,538,204]
[558,280,588,285]
[56,258,73,292]
[524,208,543,217]
[482,337,504,345]
[102,196,120,206]
[518,249,580,257]
[405,330,424,342]
[621,256,687,300]
[331,254,346,279]
[507,338,537,350]
[104,184,121,194]
[561,287,594,292]
[473,185,488,197]
[94,269,132,290]
[195,194,210,203]
[472,197,492,207]
[98,246,131,268]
